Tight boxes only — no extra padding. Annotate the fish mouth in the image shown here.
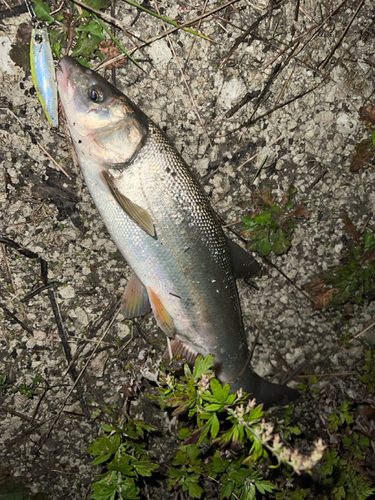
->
[56,57,71,98]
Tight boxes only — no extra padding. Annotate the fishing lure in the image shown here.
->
[26,0,59,127]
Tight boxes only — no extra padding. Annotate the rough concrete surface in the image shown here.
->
[0,0,375,497]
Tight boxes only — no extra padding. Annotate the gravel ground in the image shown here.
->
[1,0,375,498]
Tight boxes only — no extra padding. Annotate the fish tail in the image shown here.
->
[229,366,299,408]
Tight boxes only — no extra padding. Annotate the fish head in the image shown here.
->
[56,56,148,165]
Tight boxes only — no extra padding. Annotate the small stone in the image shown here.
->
[59,285,76,299]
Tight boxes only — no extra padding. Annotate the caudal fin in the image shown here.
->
[228,366,299,408]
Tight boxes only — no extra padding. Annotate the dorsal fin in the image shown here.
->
[121,274,151,318]
[227,238,261,279]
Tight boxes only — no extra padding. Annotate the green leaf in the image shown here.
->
[272,230,291,254]
[285,199,294,210]
[91,476,118,500]
[184,363,192,378]
[221,481,235,499]
[363,229,375,253]
[92,13,142,69]
[242,216,258,230]
[34,0,54,23]
[187,481,204,499]
[185,444,202,463]
[205,403,223,412]
[87,434,120,465]
[209,378,230,401]
[77,20,106,39]
[77,57,91,68]
[192,355,215,380]
[289,425,302,435]
[173,448,190,466]
[70,32,103,59]
[101,424,120,433]
[108,456,136,477]
[258,236,272,256]
[76,0,111,16]
[211,451,229,474]
[254,211,272,225]
[270,204,282,215]
[133,458,159,477]
[0,480,30,500]
[210,413,220,439]
[371,130,375,146]
[255,479,277,494]
[121,0,211,40]
[120,478,141,500]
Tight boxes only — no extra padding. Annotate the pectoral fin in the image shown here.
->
[101,170,155,238]
[121,274,151,318]
[147,287,174,337]
[227,238,261,279]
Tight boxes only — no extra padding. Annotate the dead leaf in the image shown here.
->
[119,383,134,397]
[16,23,32,44]
[367,248,375,263]
[343,211,359,243]
[357,405,375,422]
[281,183,296,208]
[359,104,375,129]
[351,138,375,173]
[253,188,275,209]
[293,204,310,218]
[99,40,128,68]
[312,288,337,309]
[303,277,326,294]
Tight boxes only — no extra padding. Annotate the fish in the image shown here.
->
[56,56,298,406]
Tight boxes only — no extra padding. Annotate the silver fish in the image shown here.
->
[57,56,298,406]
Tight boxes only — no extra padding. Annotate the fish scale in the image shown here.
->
[57,56,299,406]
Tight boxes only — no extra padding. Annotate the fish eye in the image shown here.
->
[89,86,104,103]
[34,33,43,44]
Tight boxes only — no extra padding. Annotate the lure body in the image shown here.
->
[30,27,59,127]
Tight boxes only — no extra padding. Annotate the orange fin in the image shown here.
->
[147,287,174,337]
[121,275,151,318]
[163,336,198,365]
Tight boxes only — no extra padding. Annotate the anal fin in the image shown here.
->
[163,336,198,365]
[121,275,151,318]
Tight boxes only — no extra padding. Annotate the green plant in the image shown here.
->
[87,356,326,499]
[360,347,375,393]
[318,449,374,500]
[155,355,325,499]
[317,395,375,500]
[305,212,375,309]
[12,374,43,398]
[351,137,375,172]
[32,0,113,66]
[328,400,354,432]
[0,373,10,395]
[87,415,159,500]
[241,185,309,256]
